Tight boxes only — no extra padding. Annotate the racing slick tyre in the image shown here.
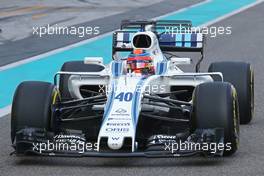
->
[191,82,239,156]
[59,61,105,100]
[11,81,58,145]
[208,62,254,124]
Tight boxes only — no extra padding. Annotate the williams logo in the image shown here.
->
[115,108,127,114]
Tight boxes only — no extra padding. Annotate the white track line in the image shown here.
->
[0,105,11,118]
[0,0,263,118]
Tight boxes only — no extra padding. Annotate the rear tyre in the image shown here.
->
[209,61,254,124]
[191,82,239,156]
[11,81,58,144]
[59,61,105,100]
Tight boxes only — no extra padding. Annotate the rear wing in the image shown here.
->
[113,20,204,52]
[112,20,205,72]
[120,20,192,31]
[113,31,204,52]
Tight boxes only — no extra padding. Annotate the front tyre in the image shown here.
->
[11,81,58,144]
[191,82,239,156]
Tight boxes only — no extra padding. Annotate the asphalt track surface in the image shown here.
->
[1,1,264,176]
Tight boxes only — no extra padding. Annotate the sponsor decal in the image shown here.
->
[105,128,129,132]
[54,134,86,144]
[154,135,177,140]
[108,117,131,121]
[110,108,130,117]
[115,108,127,114]
[106,122,130,126]
[150,135,178,144]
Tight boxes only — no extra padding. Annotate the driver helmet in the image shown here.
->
[127,49,154,75]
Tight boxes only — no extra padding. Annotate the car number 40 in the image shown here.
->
[115,92,133,102]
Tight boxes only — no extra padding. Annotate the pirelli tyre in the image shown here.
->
[59,61,105,100]
[191,82,239,156]
[208,61,254,124]
[11,81,59,145]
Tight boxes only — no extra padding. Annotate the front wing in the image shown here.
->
[12,128,225,157]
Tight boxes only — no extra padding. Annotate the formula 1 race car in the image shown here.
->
[11,20,254,157]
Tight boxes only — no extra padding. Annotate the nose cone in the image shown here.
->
[107,136,124,150]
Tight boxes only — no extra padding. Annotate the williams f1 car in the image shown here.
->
[11,20,254,157]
